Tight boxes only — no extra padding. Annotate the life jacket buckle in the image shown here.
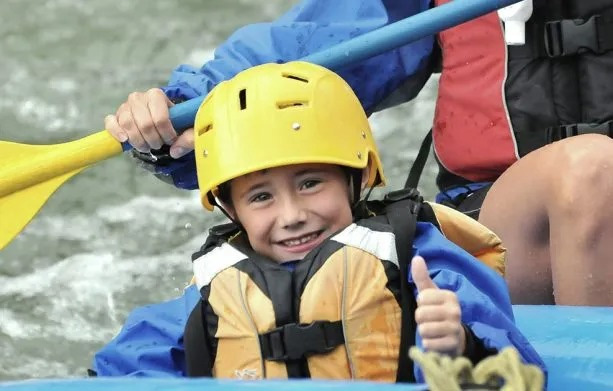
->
[259,321,343,361]
[544,15,600,57]
[384,188,423,203]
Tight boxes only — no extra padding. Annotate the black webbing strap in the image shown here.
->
[404,129,433,189]
[184,300,213,377]
[259,320,344,361]
[514,120,613,157]
[546,120,613,142]
[383,192,420,383]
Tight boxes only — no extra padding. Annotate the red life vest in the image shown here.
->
[432,0,613,187]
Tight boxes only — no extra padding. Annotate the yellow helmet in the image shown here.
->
[194,61,386,211]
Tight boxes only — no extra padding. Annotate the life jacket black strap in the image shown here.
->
[404,129,433,190]
[382,191,420,383]
[546,120,613,142]
[259,321,344,362]
[191,223,241,261]
[184,300,213,377]
[512,120,613,158]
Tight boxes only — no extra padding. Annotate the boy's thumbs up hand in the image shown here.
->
[412,256,466,356]
[412,255,439,292]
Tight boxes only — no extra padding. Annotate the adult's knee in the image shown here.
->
[549,134,613,213]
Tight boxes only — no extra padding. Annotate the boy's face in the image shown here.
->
[228,163,353,263]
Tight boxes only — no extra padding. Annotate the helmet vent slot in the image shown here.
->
[283,74,309,83]
[198,123,213,136]
[239,88,247,110]
[277,101,307,109]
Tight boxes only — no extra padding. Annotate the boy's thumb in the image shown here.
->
[411,256,438,293]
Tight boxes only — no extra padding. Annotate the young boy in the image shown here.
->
[93,61,545,381]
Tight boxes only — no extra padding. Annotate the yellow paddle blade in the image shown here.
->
[0,167,84,250]
[0,131,123,250]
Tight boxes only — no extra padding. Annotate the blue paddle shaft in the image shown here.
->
[121,0,521,151]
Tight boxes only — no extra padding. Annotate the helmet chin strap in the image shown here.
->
[348,167,376,221]
[348,168,373,207]
[210,193,245,230]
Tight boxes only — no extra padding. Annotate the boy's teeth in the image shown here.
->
[283,232,318,246]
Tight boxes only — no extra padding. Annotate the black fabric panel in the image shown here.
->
[579,54,613,123]
[462,324,497,365]
[454,184,492,220]
[572,0,613,16]
[184,299,214,377]
[506,0,613,157]
[382,260,402,307]
[506,2,575,156]
[575,5,613,123]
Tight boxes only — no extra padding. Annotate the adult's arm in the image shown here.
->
[143,0,435,190]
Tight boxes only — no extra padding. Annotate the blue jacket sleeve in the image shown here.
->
[154,0,434,189]
[92,285,200,377]
[164,0,433,111]
[409,221,547,383]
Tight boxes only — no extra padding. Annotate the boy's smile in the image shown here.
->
[227,163,354,262]
[275,229,326,255]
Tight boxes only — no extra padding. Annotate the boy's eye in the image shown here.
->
[249,192,271,203]
[300,179,321,190]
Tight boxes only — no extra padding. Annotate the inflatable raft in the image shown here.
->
[0,306,611,391]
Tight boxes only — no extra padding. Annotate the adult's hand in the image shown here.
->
[105,88,194,158]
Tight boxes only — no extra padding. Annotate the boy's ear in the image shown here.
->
[361,166,371,191]
[217,199,237,221]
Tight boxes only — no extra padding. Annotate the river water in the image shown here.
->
[0,0,438,380]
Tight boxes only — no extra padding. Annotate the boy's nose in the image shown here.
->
[278,197,308,230]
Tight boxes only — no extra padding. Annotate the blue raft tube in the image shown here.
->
[1,306,612,390]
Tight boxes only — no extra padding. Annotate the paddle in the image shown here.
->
[0,0,522,250]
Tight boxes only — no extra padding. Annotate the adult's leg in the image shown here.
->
[479,134,613,306]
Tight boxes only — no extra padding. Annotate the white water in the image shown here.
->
[0,0,438,380]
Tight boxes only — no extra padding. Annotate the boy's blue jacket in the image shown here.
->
[92,222,547,381]
[153,0,435,190]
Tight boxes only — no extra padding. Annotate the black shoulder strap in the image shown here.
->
[185,224,239,376]
[383,191,421,383]
[192,223,241,261]
[184,300,213,377]
[404,129,432,189]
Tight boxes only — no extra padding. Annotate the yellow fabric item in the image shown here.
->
[193,61,385,210]
[427,202,506,276]
[301,246,401,380]
[195,239,402,380]
[208,268,286,379]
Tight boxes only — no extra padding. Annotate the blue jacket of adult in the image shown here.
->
[149,0,434,190]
